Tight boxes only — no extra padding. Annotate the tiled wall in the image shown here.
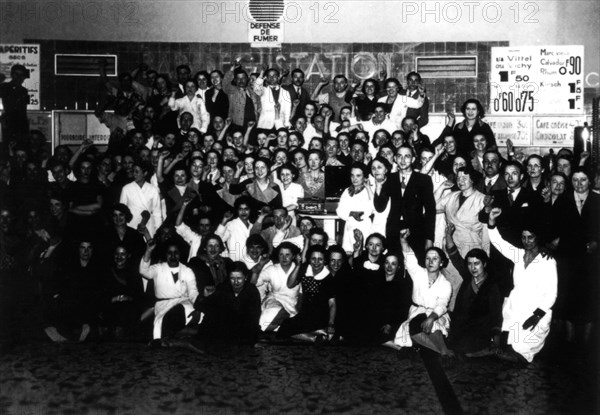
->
[32,40,508,113]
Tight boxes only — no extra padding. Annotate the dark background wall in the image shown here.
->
[32,40,508,113]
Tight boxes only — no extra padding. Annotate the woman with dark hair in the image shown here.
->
[194,261,261,345]
[393,229,454,358]
[188,233,233,298]
[378,78,424,130]
[444,223,503,355]
[443,99,496,155]
[229,157,283,212]
[204,70,229,121]
[298,149,325,200]
[119,159,163,237]
[523,154,548,197]
[336,163,374,254]
[278,245,336,342]
[355,78,381,121]
[276,163,304,219]
[99,245,145,338]
[487,208,557,363]
[256,241,302,332]
[551,168,599,345]
[370,129,391,157]
[102,203,146,263]
[369,157,393,235]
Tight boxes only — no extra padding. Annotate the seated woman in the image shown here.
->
[194,262,261,345]
[487,207,557,363]
[255,242,302,332]
[99,245,145,339]
[188,233,233,298]
[278,245,336,342]
[444,223,503,356]
[393,229,453,359]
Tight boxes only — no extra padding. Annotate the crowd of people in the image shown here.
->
[0,61,598,365]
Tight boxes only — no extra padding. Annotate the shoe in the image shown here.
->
[44,327,68,343]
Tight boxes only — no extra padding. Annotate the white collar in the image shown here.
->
[305,267,330,280]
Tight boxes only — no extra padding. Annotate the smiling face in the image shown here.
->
[190,158,204,179]
[384,255,400,276]
[280,167,294,186]
[444,136,457,154]
[309,251,325,274]
[464,103,479,120]
[329,252,344,274]
[452,157,467,174]
[456,171,473,191]
[333,77,347,93]
[205,238,222,259]
[385,81,399,98]
[166,245,181,267]
[254,160,268,179]
[473,134,487,152]
[173,169,188,186]
[395,147,415,172]
[113,246,130,269]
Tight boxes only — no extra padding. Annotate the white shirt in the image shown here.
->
[119,181,163,237]
[168,94,210,133]
[256,263,301,316]
[175,223,203,261]
[215,218,253,262]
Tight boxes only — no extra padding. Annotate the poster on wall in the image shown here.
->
[53,111,111,147]
[248,0,284,48]
[0,44,41,110]
[532,116,585,147]
[490,45,584,115]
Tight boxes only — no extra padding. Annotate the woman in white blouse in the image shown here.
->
[393,229,454,359]
[168,80,210,133]
[336,163,374,254]
[275,163,304,220]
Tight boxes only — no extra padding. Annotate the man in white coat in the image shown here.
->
[139,239,199,340]
[253,67,291,130]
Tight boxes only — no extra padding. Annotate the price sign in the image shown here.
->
[0,44,41,110]
[490,46,584,114]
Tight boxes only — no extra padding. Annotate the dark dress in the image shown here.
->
[446,245,503,353]
[195,281,261,344]
[99,264,145,332]
[278,265,336,337]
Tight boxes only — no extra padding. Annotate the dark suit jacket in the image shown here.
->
[551,191,600,255]
[474,175,507,194]
[374,171,435,253]
[478,186,543,247]
[283,84,311,119]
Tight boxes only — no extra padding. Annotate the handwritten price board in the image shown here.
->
[490,46,584,115]
[0,44,41,110]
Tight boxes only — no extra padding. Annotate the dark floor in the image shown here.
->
[0,334,598,415]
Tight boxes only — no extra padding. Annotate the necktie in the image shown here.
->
[577,198,584,214]
[485,179,492,193]
[172,271,179,283]
[508,189,514,206]
[401,176,407,189]
[296,86,301,96]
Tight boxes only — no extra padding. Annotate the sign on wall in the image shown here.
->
[53,111,111,147]
[248,0,284,48]
[485,116,532,146]
[490,45,584,115]
[0,44,41,110]
[532,116,585,147]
